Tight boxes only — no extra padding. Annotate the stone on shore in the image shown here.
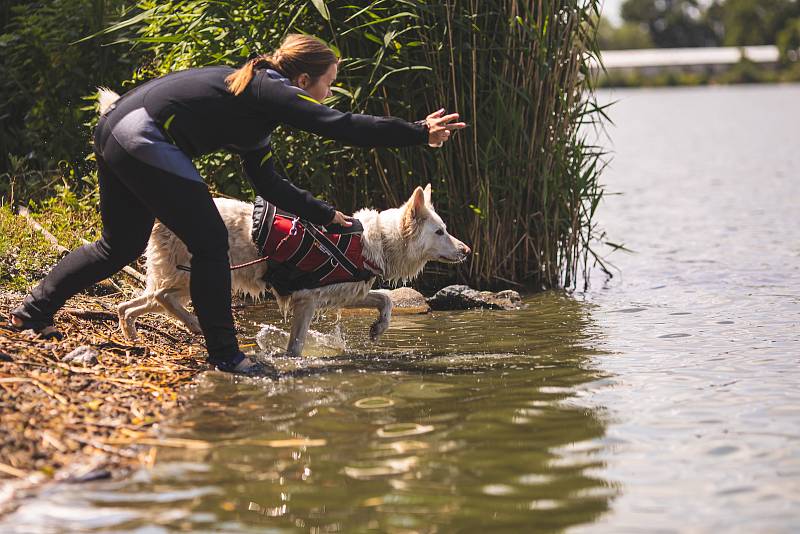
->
[339,287,430,316]
[62,346,99,367]
[426,285,522,311]
[380,287,430,314]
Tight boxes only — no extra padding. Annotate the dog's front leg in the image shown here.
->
[286,297,317,357]
[343,290,393,341]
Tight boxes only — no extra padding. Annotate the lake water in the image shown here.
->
[3,84,799,532]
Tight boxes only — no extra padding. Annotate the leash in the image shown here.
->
[176,256,270,272]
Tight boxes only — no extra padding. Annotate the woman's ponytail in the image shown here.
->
[225,34,337,96]
[225,58,259,96]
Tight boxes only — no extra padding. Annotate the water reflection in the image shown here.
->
[2,293,616,532]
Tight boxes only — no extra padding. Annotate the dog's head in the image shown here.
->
[400,184,471,264]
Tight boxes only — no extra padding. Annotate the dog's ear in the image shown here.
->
[407,186,427,218]
[423,183,432,205]
[402,186,428,238]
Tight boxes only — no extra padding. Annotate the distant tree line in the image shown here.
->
[600,0,800,55]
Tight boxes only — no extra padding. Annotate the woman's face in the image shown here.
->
[295,62,337,103]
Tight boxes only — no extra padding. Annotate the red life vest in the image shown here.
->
[251,198,378,295]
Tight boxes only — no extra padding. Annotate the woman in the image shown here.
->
[9,34,465,374]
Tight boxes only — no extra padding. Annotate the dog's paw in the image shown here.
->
[369,319,389,341]
[120,324,139,342]
[186,320,202,335]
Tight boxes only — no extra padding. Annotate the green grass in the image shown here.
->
[0,191,103,293]
[0,204,60,292]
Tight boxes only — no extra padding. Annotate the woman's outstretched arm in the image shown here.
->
[240,142,335,225]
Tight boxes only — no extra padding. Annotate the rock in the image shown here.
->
[382,287,430,314]
[62,346,99,366]
[66,468,111,483]
[494,289,523,306]
[58,457,112,483]
[339,287,430,316]
[426,285,522,311]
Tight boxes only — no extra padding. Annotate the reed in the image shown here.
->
[96,0,608,290]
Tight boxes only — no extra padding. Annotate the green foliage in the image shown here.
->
[777,17,800,63]
[597,58,800,87]
[89,0,607,289]
[0,0,138,181]
[620,0,721,47]
[0,204,60,292]
[615,0,800,49]
[0,189,102,292]
[721,0,799,46]
[34,189,103,249]
[597,19,654,50]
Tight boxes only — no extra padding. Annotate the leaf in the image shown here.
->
[369,65,432,96]
[310,0,330,21]
[70,8,156,45]
[383,30,397,48]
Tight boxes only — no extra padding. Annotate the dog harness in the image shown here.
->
[251,197,379,296]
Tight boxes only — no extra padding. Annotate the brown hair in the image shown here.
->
[225,34,338,96]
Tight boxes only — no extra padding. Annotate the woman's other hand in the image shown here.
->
[424,108,467,147]
[329,210,353,227]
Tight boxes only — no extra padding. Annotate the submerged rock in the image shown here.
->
[62,346,99,366]
[426,285,522,311]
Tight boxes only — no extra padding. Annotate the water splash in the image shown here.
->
[254,323,347,358]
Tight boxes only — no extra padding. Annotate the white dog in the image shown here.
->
[117,187,469,356]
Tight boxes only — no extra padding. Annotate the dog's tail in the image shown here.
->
[97,87,121,115]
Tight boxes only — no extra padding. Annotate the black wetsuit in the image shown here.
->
[14,66,427,367]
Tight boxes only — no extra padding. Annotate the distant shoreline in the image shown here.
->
[595,45,800,88]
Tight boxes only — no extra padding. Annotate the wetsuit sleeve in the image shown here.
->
[241,144,335,225]
[257,75,428,147]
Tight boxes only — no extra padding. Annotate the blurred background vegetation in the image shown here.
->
[599,0,800,49]
[598,0,800,85]
[2,1,599,292]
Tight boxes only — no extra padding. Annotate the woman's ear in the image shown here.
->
[295,73,311,89]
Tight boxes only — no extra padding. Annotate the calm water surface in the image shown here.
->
[4,84,799,532]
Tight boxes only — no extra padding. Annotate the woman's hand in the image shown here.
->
[329,210,353,227]
[424,108,467,147]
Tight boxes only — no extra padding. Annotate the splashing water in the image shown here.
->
[254,322,347,358]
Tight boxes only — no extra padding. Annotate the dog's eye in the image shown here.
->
[435,229,445,236]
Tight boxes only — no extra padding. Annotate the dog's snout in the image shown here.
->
[461,243,471,255]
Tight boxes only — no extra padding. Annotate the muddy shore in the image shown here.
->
[0,291,213,516]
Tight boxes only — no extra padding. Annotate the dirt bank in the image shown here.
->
[0,291,210,515]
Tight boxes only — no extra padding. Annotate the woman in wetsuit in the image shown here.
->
[9,34,465,374]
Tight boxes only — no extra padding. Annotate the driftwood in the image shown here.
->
[16,206,146,287]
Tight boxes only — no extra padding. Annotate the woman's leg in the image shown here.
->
[99,135,241,365]
[12,154,155,329]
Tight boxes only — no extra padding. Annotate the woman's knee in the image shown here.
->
[185,220,229,260]
[94,234,148,265]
